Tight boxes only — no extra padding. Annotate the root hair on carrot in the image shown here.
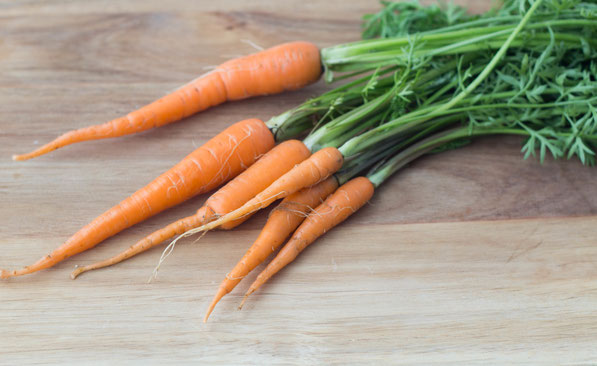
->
[240,39,265,51]
[149,230,207,283]
[225,273,245,281]
[272,201,315,217]
[181,191,288,237]
[205,131,253,188]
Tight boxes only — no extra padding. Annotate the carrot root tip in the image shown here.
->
[0,269,11,279]
[238,294,250,310]
[12,154,27,161]
[70,268,83,280]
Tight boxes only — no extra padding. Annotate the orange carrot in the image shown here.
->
[240,176,374,306]
[204,177,339,322]
[69,140,311,279]
[13,41,321,161]
[182,147,344,236]
[1,118,274,279]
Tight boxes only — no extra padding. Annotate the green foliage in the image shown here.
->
[355,0,597,181]
[362,0,475,39]
[275,0,597,186]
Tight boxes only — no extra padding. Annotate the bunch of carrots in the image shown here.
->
[3,0,597,322]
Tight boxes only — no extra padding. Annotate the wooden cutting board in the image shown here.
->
[2,1,596,364]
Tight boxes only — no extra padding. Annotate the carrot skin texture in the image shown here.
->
[206,140,311,230]
[192,147,344,233]
[69,210,206,279]
[70,140,311,279]
[1,119,274,279]
[13,41,321,161]
[204,177,339,322]
[243,177,375,301]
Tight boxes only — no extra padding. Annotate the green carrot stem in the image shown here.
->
[339,0,544,158]
[367,126,530,187]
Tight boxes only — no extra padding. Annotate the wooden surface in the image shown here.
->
[2,1,597,364]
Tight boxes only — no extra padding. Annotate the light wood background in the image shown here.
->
[1,0,597,364]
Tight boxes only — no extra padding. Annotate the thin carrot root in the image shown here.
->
[68,140,310,280]
[149,230,207,283]
[203,177,339,322]
[70,210,208,279]
[181,147,344,239]
[240,282,260,309]
[13,132,83,161]
[203,287,230,321]
[242,177,375,305]
[14,41,321,161]
[0,269,10,280]
[238,294,250,310]
[2,119,274,279]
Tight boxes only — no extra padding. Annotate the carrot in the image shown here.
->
[1,118,274,279]
[13,41,321,161]
[240,176,374,306]
[181,147,344,237]
[69,140,311,279]
[203,176,339,322]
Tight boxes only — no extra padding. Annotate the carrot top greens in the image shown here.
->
[323,0,596,80]
[268,0,597,192]
[299,0,596,175]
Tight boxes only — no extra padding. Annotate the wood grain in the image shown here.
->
[1,0,597,364]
